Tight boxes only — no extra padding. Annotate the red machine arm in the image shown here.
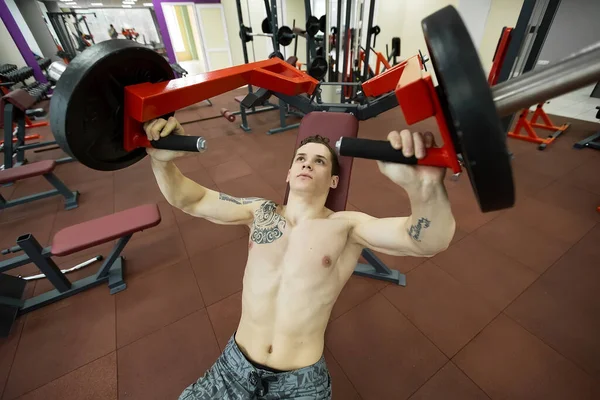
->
[123,58,319,151]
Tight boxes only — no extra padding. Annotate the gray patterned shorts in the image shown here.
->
[179,334,332,399]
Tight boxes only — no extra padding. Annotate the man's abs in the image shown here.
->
[234,215,362,371]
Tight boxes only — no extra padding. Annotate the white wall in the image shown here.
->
[5,0,43,56]
[478,0,524,74]
[221,0,287,66]
[0,17,26,67]
[458,0,492,50]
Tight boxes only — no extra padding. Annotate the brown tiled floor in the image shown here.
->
[0,93,599,399]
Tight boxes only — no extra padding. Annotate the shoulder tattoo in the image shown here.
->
[219,193,263,205]
[251,201,286,244]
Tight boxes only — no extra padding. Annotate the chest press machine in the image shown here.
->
[1,5,590,311]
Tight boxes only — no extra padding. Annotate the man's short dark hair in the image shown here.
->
[295,135,340,176]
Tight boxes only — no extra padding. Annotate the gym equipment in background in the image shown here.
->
[0,204,161,337]
[2,89,72,170]
[48,6,600,213]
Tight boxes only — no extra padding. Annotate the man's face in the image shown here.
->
[286,142,339,195]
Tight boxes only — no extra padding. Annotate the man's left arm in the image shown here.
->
[348,182,455,257]
[344,129,456,257]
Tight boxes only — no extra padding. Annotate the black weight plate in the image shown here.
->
[319,15,326,33]
[277,26,294,47]
[262,17,272,34]
[308,56,328,80]
[422,6,514,212]
[306,16,320,37]
[50,39,174,171]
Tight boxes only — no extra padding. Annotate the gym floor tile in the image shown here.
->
[190,237,249,306]
[196,136,242,169]
[117,310,221,400]
[113,173,167,212]
[510,166,556,198]
[453,313,591,400]
[0,318,23,399]
[0,188,59,224]
[15,352,117,400]
[53,161,112,187]
[206,291,242,351]
[179,217,247,259]
[473,214,573,273]
[505,248,600,377]
[444,187,504,233]
[407,361,490,400]
[503,196,596,245]
[558,155,600,196]
[329,275,380,321]
[382,261,499,357]
[323,347,362,400]
[325,293,447,400]
[207,158,254,184]
[118,226,188,281]
[431,235,539,310]
[116,259,204,348]
[4,287,115,400]
[533,180,600,222]
[216,172,282,203]
[511,141,594,180]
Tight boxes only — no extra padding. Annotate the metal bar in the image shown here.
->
[341,0,353,102]
[43,173,78,210]
[362,0,376,81]
[15,110,26,165]
[493,42,600,116]
[270,0,279,50]
[236,0,250,65]
[0,246,51,273]
[17,234,71,292]
[0,189,60,209]
[334,0,342,81]
[3,104,13,169]
[96,235,132,279]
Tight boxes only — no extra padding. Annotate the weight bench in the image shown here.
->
[0,159,79,210]
[284,112,406,286]
[1,89,72,169]
[0,204,162,337]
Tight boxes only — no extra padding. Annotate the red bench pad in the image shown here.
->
[234,95,245,103]
[51,204,162,257]
[0,160,55,185]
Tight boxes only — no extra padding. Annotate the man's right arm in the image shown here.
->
[151,158,261,226]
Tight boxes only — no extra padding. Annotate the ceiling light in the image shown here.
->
[143,2,153,5]
[90,2,103,5]
[123,0,134,4]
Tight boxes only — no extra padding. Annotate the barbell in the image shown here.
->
[48,6,600,213]
[240,24,295,47]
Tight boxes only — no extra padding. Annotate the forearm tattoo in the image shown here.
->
[251,201,286,244]
[407,217,431,242]
[219,193,263,205]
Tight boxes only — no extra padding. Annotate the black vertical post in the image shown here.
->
[522,0,561,72]
[334,0,342,81]
[304,0,316,63]
[341,0,352,103]
[270,0,279,50]
[17,234,71,292]
[362,0,376,81]
[235,0,250,64]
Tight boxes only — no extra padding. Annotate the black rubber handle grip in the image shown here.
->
[151,135,206,152]
[336,137,418,164]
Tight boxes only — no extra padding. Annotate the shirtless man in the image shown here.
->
[145,116,456,399]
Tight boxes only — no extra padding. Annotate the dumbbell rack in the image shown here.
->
[0,64,51,129]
